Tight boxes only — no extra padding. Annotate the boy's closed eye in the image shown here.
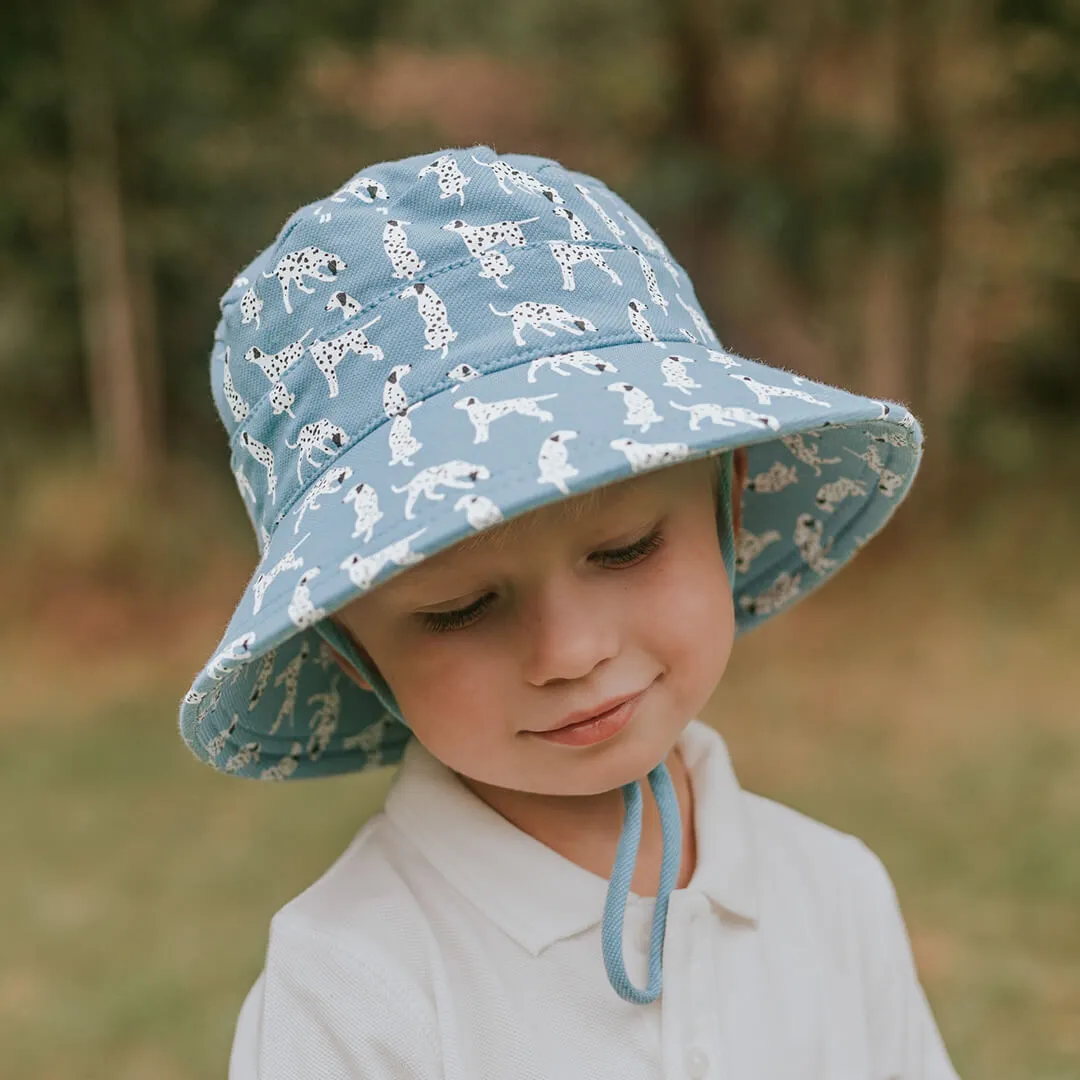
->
[417,525,667,633]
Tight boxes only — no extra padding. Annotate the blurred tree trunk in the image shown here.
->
[892,0,948,441]
[62,3,161,491]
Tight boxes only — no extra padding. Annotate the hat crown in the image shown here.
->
[210,145,714,544]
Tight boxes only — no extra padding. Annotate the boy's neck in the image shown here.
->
[457,745,697,898]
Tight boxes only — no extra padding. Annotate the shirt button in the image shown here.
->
[686,1046,709,1078]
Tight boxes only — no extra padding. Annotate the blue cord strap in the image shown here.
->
[600,760,682,1004]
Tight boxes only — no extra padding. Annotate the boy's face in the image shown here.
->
[331,450,747,798]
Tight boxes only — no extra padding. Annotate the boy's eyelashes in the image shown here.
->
[416,526,667,634]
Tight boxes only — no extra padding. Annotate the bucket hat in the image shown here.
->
[179,144,923,1005]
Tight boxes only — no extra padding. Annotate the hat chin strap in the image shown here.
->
[602,450,737,1004]
[315,452,738,1006]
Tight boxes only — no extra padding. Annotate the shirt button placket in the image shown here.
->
[685,1046,710,1079]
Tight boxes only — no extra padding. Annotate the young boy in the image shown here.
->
[180,145,961,1078]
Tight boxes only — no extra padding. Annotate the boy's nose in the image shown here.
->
[519,580,620,687]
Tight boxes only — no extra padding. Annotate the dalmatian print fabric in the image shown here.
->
[180,145,923,780]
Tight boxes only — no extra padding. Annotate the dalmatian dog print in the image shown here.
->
[574,183,626,243]
[382,220,425,280]
[340,529,426,590]
[793,513,838,575]
[253,534,310,614]
[293,465,353,534]
[489,301,599,347]
[343,482,384,542]
[330,177,389,204]
[527,350,617,382]
[287,567,329,630]
[308,318,384,397]
[240,288,263,330]
[608,382,663,432]
[628,299,665,347]
[246,329,313,384]
[669,401,781,432]
[417,154,471,205]
[735,527,782,574]
[745,460,800,494]
[399,282,457,358]
[285,419,349,483]
[471,154,564,203]
[241,431,278,505]
[455,493,504,530]
[630,246,668,313]
[263,247,346,315]
[392,460,491,520]
[659,355,701,395]
[676,294,718,343]
[546,240,623,291]
[537,430,579,494]
[553,206,592,241]
[730,373,832,409]
[453,393,557,443]
[610,437,690,473]
[324,291,364,320]
[447,363,480,390]
[221,347,249,423]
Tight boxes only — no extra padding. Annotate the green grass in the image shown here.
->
[1,468,1078,1078]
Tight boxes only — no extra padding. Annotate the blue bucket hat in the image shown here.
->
[180,144,922,1005]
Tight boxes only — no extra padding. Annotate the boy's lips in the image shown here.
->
[533,687,649,734]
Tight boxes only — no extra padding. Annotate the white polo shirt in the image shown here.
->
[229,719,961,1079]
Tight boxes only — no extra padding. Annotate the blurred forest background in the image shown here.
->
[1,0,1077,1077]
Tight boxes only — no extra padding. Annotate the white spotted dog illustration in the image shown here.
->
[675,294,718,344]
[661,255,682,286]
[735,528,782,575]
[194,681,225,726]
[454,393,557,443]
[241,431,278,504]
[553,206,592,241]
[746,460,800,494]
[793,513,838,574]
[704,348,741,369]
[240,287,263,330]
[224,741,261,774]
[844,444,904,496]
[247,647,278,711]
[547,241,623,291]
[306,674,342,762]
[537,430,579,494]
[630,246,667,314]
[392,461,491,520]
[628,299,664,348]
[527,350,617,382]
[455,493,504,530]
[660,355,701,395]
[730,373,831,408]
[443,217,539,257]
[253,534,310,614]
[205,632,257,682]
[271,640,310,734]
[574,184,626,242]
[399,282,458,359]
[418,154,471,206]
[447,363,480,391]
[343,482,383,542]
[383,220,426,280]
[739,571,802,617]
[221,347,249,423]
[489,301,598,347]
[608,382,663,432]
[340,529,427,590]
[669,401,780,432]
[269,381,296,418]
[206,714,239,761]
[610,437,690,473]
[478,249,514,288]
[388,403,423,468]
[261,741,304,781]
[329,176,389,204]
[285,419,349,483]
[309,318,384,398]
[324,291,364,321]
[294,463,353,533]
[680,328,698,345]
[870,429,912,449]
[288,567,328,630]
[815,475,868,513]
[262,247,346,315]
[619,211,667,258]
[233,462,257,509]
[246,329,314,383]
[382,363,412,419]
[342,713,395,765]
[471,155,564,203]
[781,433,842,477]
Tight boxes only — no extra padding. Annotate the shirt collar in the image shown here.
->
[383,718,760,957]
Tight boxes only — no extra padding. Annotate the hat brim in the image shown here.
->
[179,339,921,779]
